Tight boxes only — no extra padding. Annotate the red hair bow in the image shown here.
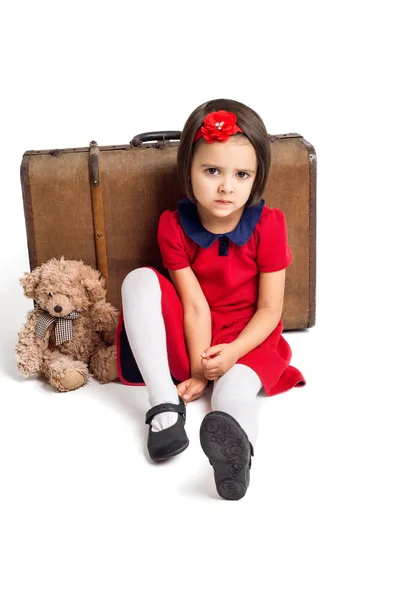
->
[193,110,244,143]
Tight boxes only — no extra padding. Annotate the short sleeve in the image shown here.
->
[256,208,292,272]
[157,210,191,270]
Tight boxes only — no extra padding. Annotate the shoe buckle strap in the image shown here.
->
[145,398,186,425]
[249,442,254,469]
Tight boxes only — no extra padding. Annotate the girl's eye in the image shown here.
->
[205,168,250,179]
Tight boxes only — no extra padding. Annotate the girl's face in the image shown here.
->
[190,136,257,230]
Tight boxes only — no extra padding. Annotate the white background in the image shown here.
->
[1,1,399,599]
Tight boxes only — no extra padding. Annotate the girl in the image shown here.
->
[116,98,306,501]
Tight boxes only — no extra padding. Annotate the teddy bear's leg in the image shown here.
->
[42,350,90,392]
[89,344,119,384]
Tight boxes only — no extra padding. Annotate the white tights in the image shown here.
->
[121,268,263,444]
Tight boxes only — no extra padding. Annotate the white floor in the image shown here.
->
[1,277,399,599]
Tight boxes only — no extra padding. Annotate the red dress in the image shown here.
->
[116,198,306,395]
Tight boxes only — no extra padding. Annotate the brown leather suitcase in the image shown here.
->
[20,131,316,330]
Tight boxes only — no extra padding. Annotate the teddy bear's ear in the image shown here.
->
[19,268,42,299]
[81,274,106,303]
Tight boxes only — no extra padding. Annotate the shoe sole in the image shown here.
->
[199,412,251,500]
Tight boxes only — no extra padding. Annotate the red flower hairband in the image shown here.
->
[193,110,244,143]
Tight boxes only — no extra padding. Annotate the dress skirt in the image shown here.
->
[116,267,306,395]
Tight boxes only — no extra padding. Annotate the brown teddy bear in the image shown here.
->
[16,257,120,392]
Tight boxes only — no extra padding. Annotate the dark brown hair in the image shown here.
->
[177,98,271,207]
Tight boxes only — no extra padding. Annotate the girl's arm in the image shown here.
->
[183,307,212,378]
[168,267,211,379]
[231,269,286,360]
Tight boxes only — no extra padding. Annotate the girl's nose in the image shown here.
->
[219,176,233,194]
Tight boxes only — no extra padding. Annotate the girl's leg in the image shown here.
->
[210,363,263,445]
[200,364,263,500]
[121,267,180,432]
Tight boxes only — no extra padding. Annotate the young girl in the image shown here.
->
[116,98,306,501]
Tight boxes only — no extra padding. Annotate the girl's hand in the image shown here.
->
[200,344,239,380]
[177,374,209,404]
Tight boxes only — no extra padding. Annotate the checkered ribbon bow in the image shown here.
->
[36,310,80,345]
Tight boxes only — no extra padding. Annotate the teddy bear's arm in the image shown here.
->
[15,310,48,377]
[91,301,120,345]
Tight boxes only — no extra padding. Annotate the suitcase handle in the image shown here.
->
[130,131,181,147]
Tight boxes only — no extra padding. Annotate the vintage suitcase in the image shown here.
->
[20,131,316,330]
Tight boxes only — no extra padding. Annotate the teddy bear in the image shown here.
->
[16,257,120,392]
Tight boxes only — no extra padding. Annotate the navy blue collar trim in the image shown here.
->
[177,198,265,248]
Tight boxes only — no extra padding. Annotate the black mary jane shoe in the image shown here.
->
[145,396,189,461]
[199,411,254,501]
